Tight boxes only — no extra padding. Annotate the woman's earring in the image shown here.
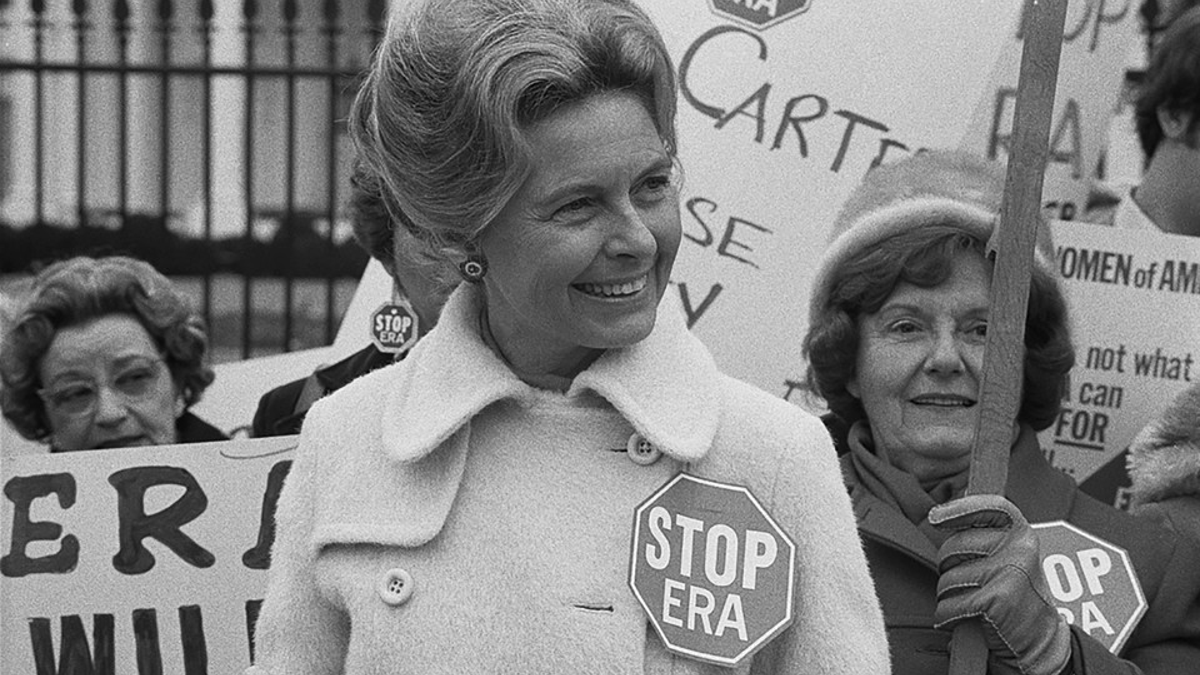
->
[459,256,488,283]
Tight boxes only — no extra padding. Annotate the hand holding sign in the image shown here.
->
[930,495,1073,675]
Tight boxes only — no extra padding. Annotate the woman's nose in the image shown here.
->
[926,329,966,375]
[604,208,657,259]
[93,385,130,424]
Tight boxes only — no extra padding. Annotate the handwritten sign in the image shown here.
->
[628,473,796,667]
[637,1,1022,398]
[1032,521,1147,654]
[960,0,1140,222]
[1041,221,1200,507]
[0,436,295,674]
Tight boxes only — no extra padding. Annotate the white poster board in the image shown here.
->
[641,1,1022,399]
[0,436,296,674]
[960,0,1140,221]
[1042,220,1200,507]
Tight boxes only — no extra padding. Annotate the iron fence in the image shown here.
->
[0,0,389,360]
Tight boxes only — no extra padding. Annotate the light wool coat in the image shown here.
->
[248,285,888,675]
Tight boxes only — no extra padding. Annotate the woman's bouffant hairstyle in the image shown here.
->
[804,226,1075,433]
[0,256,215,442]
[347,161,460,295]
[348,0,678,265]
[1136,5,1200,160]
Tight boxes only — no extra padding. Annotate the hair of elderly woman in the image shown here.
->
[348,0,677,265]
[1135,4,1200,160]
[0,255,215,441]
[803,226,1075,432]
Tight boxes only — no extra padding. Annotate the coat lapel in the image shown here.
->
[316,287,722,550]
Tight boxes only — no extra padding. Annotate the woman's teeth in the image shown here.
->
[576,276,647,297]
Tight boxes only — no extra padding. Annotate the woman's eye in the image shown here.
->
[57,386,94,405]
[966,323,989,338]
[115,368,156,394]
[643,174,672,192]
[556,197,594,216]
[888,320,920,334]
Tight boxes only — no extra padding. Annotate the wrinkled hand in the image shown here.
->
[928,495,1072,675]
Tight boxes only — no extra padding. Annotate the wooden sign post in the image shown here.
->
[950,0,1069,672]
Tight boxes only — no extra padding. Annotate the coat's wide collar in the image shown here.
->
[379,284,721,464]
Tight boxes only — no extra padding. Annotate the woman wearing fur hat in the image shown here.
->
[246,0,888,672]
[804,149,1200,674]
[1128,383,1200,540]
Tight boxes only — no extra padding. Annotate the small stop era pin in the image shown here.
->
[369,297,419,356]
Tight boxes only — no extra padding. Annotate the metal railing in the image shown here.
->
[0,0,389,360]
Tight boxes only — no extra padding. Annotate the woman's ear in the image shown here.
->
[1157,106,1194,141]
[846,376,861,399]
[174,388,186,418]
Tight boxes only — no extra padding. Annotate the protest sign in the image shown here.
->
[1032,521,1147,654]
[629,473,795,667]
[1042,220,1200,507]
[635,1,1021,397]
[960,0,1140,221]
[1,436,295,674]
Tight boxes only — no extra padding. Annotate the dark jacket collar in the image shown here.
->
[846,423,1076,568]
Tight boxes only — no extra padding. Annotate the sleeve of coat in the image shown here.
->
[746,401,891,675]
[246,397,349,675]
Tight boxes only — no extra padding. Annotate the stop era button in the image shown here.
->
[370,301,418,355]
[628,473,796,667]
[1031,521,1147,654]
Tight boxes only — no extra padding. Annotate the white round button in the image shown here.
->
[378,568,414,606]
[626,433,662,466]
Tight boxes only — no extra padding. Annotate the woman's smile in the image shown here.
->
[573,274,649,298]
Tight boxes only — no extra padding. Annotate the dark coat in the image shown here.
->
[251,345,396,437]
[843,427,1200,675]
[177,411,229,443]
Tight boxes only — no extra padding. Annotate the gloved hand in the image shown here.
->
[928,494,1072,675]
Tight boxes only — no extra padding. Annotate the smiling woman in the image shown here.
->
[803,149,1200,675]
[244,0,890,673]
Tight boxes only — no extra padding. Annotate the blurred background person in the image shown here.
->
[1,255,226,452]
[1128,381,1200,541]
[1092,5,1200,233]
[804,149,1200,674]
[248,0,888,672]
[251,163,457,437]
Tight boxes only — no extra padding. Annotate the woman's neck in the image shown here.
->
[477,305,601,390]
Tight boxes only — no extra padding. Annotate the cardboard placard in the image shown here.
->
[1,436,296,674]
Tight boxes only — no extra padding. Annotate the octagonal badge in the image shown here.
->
[708,0,813,31]
[1032,521,1148,654]
[629,473,796,667]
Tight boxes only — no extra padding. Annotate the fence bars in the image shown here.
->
[2,0,385,360]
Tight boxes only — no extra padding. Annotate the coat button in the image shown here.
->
[378,568,414,606]
[627,433,662,466]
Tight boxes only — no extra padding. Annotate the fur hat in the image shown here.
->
[1128,382,1200,506]
[807,149,1056,325]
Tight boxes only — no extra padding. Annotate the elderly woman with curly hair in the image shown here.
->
[804,149,1200,674]
[1,255,226,452]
